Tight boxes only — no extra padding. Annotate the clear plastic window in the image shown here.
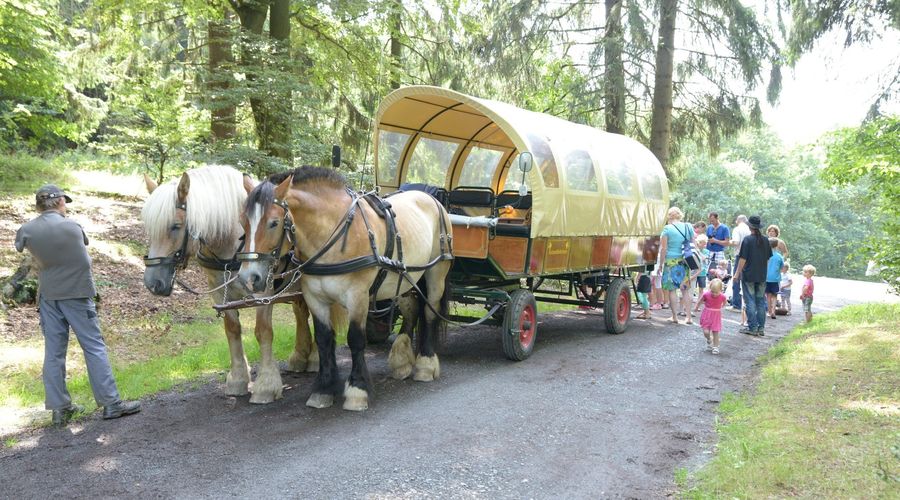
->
[407,137,459,186]
[501,155,530,192]
[638,166,663,200]
[377,130,410,185]
[458,146,503,187]
[526,133,559,188]
[563,150,598,192]
[605,160,634,197]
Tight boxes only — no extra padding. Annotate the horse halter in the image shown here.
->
[235,198,296,267]
[143,201,191,272]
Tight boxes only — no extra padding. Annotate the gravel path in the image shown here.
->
[0,276,894,499]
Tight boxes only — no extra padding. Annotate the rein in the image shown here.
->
[244,187,453,308]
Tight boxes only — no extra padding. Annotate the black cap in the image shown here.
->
[748,215,762,229]
[35,184,72,203]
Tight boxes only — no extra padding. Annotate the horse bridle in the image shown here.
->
[143,201,191,272]
[235,198,296,277]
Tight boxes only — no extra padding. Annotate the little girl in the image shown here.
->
[694,278,727,354]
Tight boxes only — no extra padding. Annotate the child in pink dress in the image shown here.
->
[694,278,727,354]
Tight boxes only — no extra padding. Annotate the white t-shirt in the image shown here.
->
[731,222,750,253]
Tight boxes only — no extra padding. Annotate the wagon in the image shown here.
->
[371,86,669,360]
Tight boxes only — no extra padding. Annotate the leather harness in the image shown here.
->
[240,188,453,302]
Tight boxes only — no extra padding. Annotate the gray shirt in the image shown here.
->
[14,211,97,300]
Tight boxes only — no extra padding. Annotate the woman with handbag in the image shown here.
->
[656,207,697,324]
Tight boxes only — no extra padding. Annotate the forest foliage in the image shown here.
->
[0,0,897,282]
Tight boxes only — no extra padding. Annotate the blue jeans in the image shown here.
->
[731,258,743,308]
[742,281,767,331]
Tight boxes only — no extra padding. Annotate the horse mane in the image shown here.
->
[142,165,246,246]
[246,166,347,215]
[270,165,347,189]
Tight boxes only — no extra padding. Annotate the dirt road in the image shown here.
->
[0,277,894,499]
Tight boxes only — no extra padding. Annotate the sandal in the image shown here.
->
[667,318,680,324]
[650,303,662,311]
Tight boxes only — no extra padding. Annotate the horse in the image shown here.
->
[140,164,318,404]
[237,166,453,411]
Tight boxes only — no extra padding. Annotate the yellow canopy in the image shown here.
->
[374,85,669,238]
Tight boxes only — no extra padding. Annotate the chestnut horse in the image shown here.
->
[141,165,317,404]
[237,166,453,411]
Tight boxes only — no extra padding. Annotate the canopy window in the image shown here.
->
[375,86,670,237]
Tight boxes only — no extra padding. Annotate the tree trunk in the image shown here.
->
[234,1,271,157]
[209,11,236,140]
[649,0,677,179]
[388,0,403,90]
[267,0,292,162]
[604,0,625,134]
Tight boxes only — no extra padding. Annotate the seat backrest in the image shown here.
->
[496,191,532,210]
[448,187,494,207]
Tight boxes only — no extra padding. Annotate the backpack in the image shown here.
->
[673,222,702,271]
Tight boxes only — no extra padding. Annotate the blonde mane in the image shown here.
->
[142,165,246,247]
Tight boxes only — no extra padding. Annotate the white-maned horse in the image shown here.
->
[141,165,317,404]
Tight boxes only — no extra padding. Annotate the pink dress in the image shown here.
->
[699,291,727,332]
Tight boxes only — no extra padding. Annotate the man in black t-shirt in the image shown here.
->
[732,215,772,336]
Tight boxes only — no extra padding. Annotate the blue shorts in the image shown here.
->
[696,276,707,290]
[765,282,780,294]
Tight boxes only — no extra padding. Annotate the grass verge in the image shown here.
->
[681,303,900,498]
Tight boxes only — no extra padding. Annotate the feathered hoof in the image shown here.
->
[413,354,440,382]
[225,372,250,396]
[343,383,369,411]
[306,392,333,409]
[391,365,413,380]
[306,350,320,373]
[249,366,284,404]
[388,334,415,380]
[286,351,307,373]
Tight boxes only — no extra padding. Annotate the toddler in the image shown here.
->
[800,264,816,323]
[766,238,784,319]
[635,273,652,320]
[695,235,710,294]
[694,278,727,354]
[778,263,792,314]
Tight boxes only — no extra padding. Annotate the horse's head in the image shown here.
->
[141,173,191,296]
[237,174,295,293]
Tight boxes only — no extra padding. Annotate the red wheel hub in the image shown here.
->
[616,289,630,323]
[519,304,536,348]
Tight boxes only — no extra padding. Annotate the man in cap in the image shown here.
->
[14,184,141,426]
[733,215,773,336]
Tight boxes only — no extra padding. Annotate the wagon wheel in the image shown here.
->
[501,289,537,361]
[603,278,631,334]
[366,309,399,344]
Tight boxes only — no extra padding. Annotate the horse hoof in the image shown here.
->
[249,392,277,404]
[225,378,250,397]
[343,385,369,411]
[286,352,307,373]
[413,354,440,382]
[391,365,412,380]
[306,351,320,373]
[306,393,333,409]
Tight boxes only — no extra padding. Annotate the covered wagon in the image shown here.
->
[372,85,669,359]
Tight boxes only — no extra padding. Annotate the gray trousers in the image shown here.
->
[39,296,120,409]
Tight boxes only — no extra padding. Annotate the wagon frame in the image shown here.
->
[372,86,669,360]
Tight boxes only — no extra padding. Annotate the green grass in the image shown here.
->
[680,303,900,498]
[3,437,17,448]
[0,316,312,415]
[0,153,74,194]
